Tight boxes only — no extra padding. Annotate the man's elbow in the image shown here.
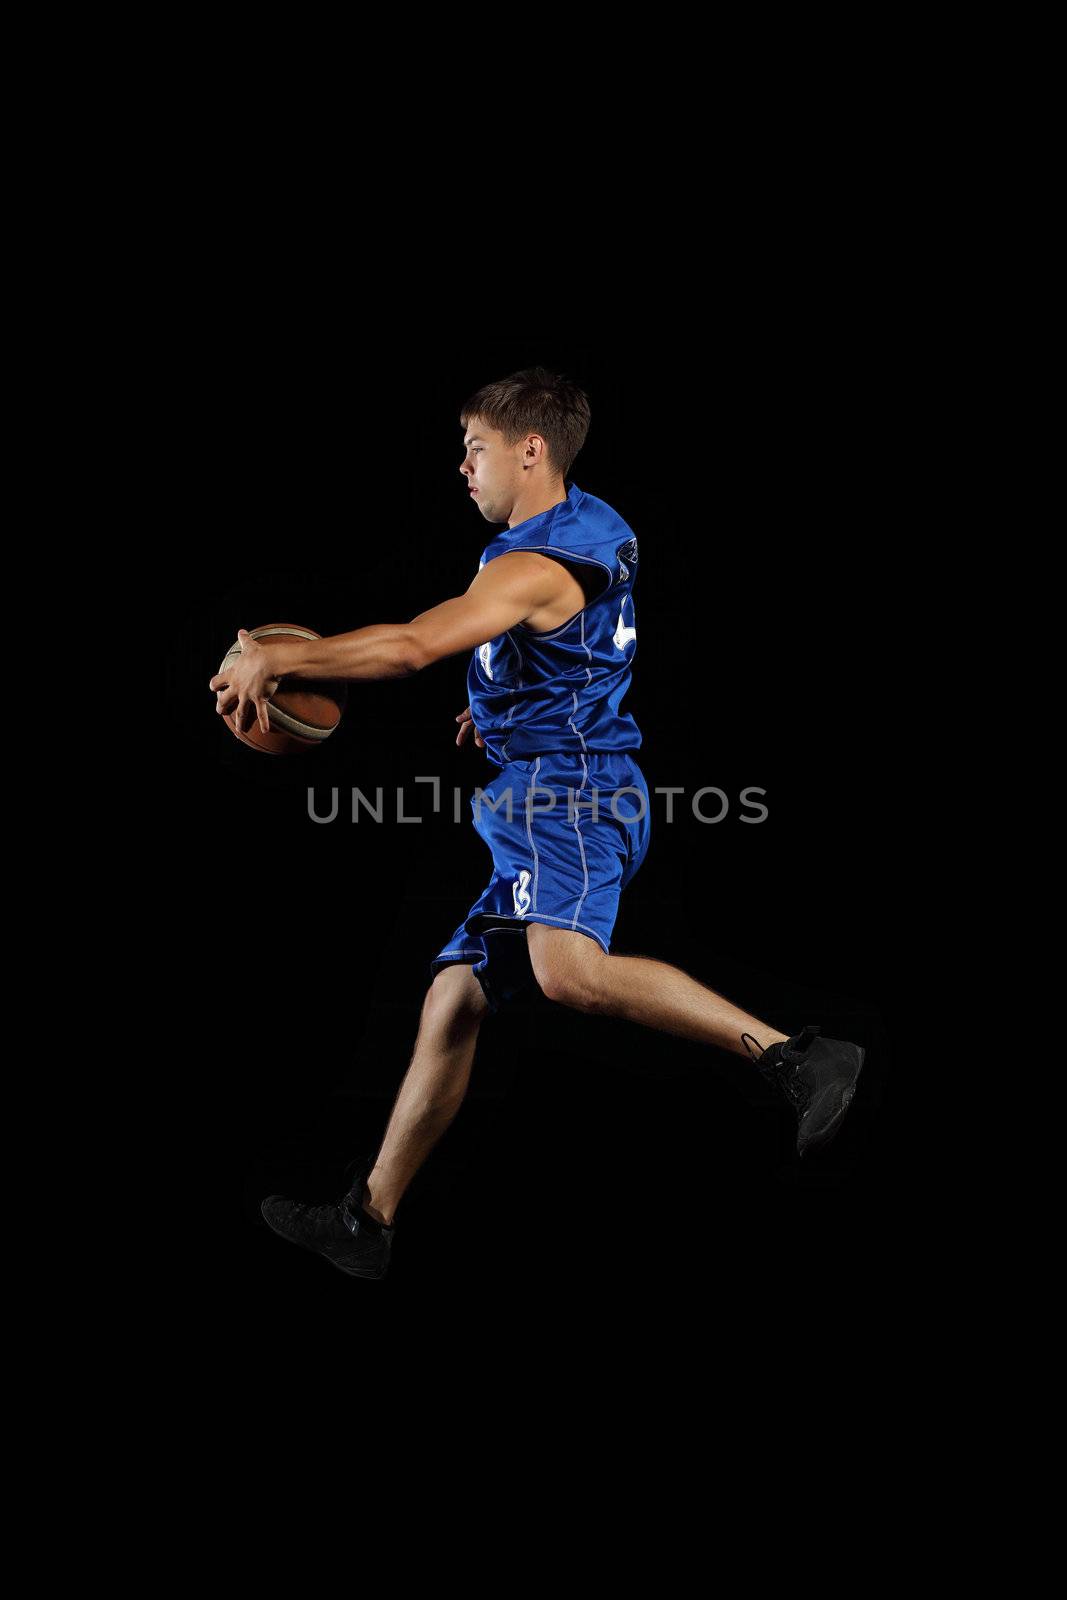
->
[404,627,464,674]
[400,639,426,673]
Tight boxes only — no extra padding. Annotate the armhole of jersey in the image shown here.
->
[513,547,614,634]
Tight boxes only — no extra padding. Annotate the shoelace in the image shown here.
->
[742,1025,822,1066]
[741,1031,808,1111]
[292,1198,352,1241]
[296,1194,378,1248]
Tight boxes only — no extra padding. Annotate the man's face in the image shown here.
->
[459,420,523,523]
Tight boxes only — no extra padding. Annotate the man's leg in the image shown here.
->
[525,923,788,1056]
[361,961,490,1226]
[525,923,865,1156]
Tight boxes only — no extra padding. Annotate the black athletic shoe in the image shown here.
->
[260,1157,395,1279]
[743,1025,865,1156]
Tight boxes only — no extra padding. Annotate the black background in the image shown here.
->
[165,335,911,1318]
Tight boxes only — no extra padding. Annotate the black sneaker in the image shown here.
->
[743,1025,865,1156]
[260,1156,395,1279]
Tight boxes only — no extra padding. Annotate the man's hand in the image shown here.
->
[209,629,281,737]
[455,705,485,748]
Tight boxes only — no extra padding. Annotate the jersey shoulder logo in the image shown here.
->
[615,536,638,586]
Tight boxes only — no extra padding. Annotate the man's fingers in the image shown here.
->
[209,673,228,691]
[255,699,271,735]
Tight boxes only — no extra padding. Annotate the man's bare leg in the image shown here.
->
[526,925,790,1057]
[361,962,490,1227]
[594,952,790,1054]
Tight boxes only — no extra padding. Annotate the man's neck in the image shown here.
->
[508,479,568,529]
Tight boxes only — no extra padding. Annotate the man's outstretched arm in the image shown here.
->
[209,553,569,732]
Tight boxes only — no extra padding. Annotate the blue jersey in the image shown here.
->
[467,480,641,766]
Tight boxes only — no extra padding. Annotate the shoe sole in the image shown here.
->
[260,1202,390,1280]
[798,1046,865,1157]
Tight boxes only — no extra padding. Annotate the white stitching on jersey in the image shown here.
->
[564,613,592,753]
[524,756,542,911]
[568,688,589,752]
[571,752,591,931]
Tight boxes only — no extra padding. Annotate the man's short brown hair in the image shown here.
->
[460,366,591,481]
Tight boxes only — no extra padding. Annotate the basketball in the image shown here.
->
[218,624,348,755]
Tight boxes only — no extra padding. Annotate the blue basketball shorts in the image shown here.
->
[429,750,652,1013]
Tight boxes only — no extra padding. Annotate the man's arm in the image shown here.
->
[257,553,569,681]
[209,553,572,733]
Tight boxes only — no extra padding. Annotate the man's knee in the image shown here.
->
[527,925,606,1011]
[427,962,490,1025]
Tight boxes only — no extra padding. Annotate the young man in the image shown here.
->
[213,367,865,1280]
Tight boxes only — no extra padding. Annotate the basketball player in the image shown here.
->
[211,368,865,1280]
